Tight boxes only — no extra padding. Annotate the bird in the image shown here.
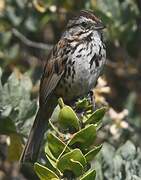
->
[20,10,106,163]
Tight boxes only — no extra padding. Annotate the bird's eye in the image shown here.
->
[81,22,87,28]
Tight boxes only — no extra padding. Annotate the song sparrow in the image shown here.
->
[20,10,106,163]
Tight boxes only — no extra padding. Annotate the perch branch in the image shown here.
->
[12,28,53,50]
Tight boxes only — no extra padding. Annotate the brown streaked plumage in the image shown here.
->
[20,10,106,163]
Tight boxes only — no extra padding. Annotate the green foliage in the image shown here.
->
[84,107,107,125]
[94,141,141,180]
[94,0,139,47]
[0,67,37,135]
[58,98,80,131]
[34,98,107,180]
[34,163,60,180]
[0,68,37,160]
[80,169,96,180]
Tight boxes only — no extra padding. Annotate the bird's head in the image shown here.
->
[67,10,105,31]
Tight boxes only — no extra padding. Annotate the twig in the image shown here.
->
[12,28,53,50]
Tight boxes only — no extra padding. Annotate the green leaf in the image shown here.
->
[34,163,60,180]
[0,105,12,117]
[0,69,36,135]
[17,99,37,121]
[96,0,121,20]
[80,169,96,180]
[57,149,87,177]
[1,31,12,46]
[75,98,89,110]
[6,6,22,26]
[45,144,57,168]
[117,140,136,160]
[8,134,22,161]
[45,146,63,178]
[85,107,107,125]
[94,141,141,179]
[0,118,17,134]
[58,104,80,131]
[6,44,19,59]
[46,133,70,158]
[25,16,37,32]
[85,145,102,162]
[69,125,96,150]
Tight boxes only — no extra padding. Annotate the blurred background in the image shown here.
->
[0,0,141,179]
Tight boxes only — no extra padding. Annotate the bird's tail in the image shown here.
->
[20,109,47,163]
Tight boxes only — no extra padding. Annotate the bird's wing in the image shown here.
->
[39,39,68,106]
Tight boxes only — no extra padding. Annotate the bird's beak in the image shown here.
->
[94,21,106,30]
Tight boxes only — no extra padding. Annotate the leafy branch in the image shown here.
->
[34,98,107,180]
